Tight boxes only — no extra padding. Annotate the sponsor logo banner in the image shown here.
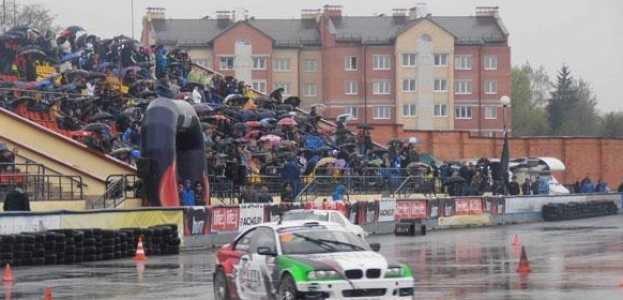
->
[211,207,240,232]
[395,200,428,220]
[377,198,396,222]
[183,206,210,236]
[239,203,264,232]
[61,210,183,230]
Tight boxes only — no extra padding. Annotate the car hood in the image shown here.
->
[286,251,388,272]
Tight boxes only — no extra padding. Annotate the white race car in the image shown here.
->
[280,209,367,239]
[213,220,415,300]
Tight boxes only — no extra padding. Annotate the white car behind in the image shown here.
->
[280,209,368,240]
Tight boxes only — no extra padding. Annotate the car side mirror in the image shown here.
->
[257,246,277,256]
[369,243,381,252]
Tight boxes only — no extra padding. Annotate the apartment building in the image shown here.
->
[141,5,510,136]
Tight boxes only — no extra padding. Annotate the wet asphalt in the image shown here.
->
[2,215,623,299]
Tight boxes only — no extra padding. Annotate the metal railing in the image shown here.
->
[0,171,83,201]
[0,162,46,176]
[90,174,139,209]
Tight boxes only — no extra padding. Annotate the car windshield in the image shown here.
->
[282,211,330,222]
[278,227,367,255]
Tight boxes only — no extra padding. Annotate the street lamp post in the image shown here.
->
[500,95,510,134]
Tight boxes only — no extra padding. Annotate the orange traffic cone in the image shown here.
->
[516,245,532,273]
[43,286,54,300]
[4,282,13,300]
[134,237,147,261]
[2,264,13,283]
[512,234,521,246]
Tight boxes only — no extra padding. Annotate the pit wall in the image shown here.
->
[1,194,620,250]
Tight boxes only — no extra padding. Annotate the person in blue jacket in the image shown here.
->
[179,179,196,206]
[332,184,347,201]
[538,177,550,195]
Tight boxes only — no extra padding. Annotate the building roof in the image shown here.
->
[149,14,507,47]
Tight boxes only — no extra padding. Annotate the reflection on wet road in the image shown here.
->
[3,215,623,299]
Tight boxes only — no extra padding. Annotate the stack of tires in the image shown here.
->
[543,200,618,221]
[0,225,181,268]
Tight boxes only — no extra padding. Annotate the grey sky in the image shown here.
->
[16,0,623,112]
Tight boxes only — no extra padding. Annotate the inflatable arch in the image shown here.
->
[140,98,209,206]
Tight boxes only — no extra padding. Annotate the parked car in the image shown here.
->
[213,221,415,300]
[280,209,367,239]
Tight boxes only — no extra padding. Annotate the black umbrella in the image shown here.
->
[90,111,114,122]
[65,26,86,34]
[442,176,466,186]
[283,96,301,108]
[193,103,213,113]
[18,46,46,58]
[84,123,110,132]
[88,72,106,81]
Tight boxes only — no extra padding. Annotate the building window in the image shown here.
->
[274,82,292,96]
[455,106,472,119]
[373,106,391,120]
[434,79,448,92]
[345,80,358,95]
[402,79,417,92]
[194,59,210,68]
[484,106,498,119]
[302,83,317,97]
[403,103,416,117]
[434,104,448,117]
[454,79,472,95]
[485,80,498,94]
[402,53,417,67]
[434,54,448,66]
[372,80,391,95]
[274,59,291,71]
[252,80,266,94]
[454,55,472,70]
[484,55,498,70]
[345,106,358,119]
[219,56,234,70]
[252,56,267,70]
[302,59,317,72]
[373,55,391,70]
[345,56,357,71]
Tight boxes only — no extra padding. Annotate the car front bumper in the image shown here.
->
[295,277,414,300]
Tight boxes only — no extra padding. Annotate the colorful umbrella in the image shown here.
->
[277,117,297,126]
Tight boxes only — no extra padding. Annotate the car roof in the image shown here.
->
[284,209,338,214]
[255,220,345,231]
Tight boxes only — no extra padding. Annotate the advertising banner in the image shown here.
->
[377,199,396,222]
[183,206,211,236]
[454,198,471,215]
[239,203,265,232]
[0,214,61,234]
[469,198,483,214]
[61,209,183,231]
[365,201,377,223]
[211,207,240,232]
[395,200,428,220]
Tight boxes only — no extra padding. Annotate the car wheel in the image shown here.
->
[213,268,231,300]
[277,273,298,300]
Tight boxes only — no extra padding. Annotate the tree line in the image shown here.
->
[512,63,622,137]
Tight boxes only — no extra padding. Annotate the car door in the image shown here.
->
[231,228,256,300]
[236,226,277,299]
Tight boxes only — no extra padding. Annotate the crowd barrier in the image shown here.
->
[1,193,620,251]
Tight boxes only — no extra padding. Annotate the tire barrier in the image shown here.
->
[0,224,180,267]
[542,201,618,222]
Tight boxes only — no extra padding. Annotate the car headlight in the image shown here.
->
[384,267,404,278]
[307,270,341,280]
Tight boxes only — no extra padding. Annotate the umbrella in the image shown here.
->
[71,130,92,139]
[83,123,110,132]
[65,26,86,34]
[193,103,213,113]
[18,47,46,58]
[338,142,357,149]
[110,147,134,156]
[309,103,326,108]
[60,50,83,63]
[245,121,262,128]
[336,113,355,121]
[200,123,213,130]
[224,94,248,106]
[259,134,282,146]
[182,82,205,92]
[442,176,466,186]
[90,111,114,122]
[407,162,429,169]
[283,96,301,108]
[244,130,262,139]
[88,72,107,81]
[406,137,420,144]
[277,118,297,126]
[316,157,337,168]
